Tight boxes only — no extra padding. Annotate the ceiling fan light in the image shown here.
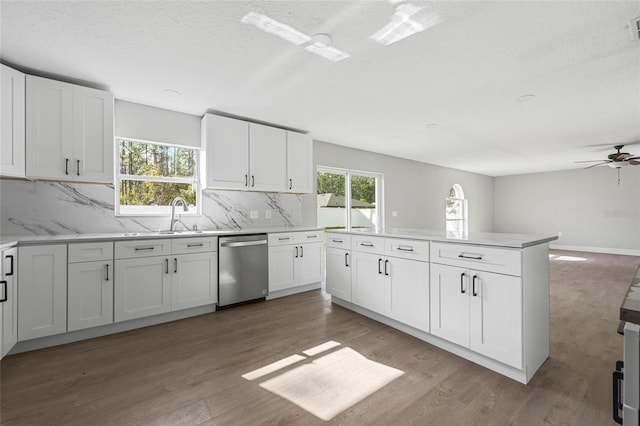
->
[608,162,629,168]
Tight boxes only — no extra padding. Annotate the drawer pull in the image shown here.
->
[360,242,374,247]
[331,239,343,243]
[278,237,291,241]
[459,253,483,260]
[306,235,318,239]
[397,246,414,252]
[134,247,155,251]
[187,243,204,248]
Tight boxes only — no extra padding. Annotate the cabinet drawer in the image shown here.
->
[115,239,171,259]
[351,235,385,255]
[430,242,521,276]
[268,232,297,246]
[172,237,217,255]
[327,233,351,249]
[296,230,323,243]
[69,242,113,263]
[385,238,429,262]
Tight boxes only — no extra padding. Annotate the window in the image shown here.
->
[116,138,199,216]
[317,166,382,229]
[445,184,467,237]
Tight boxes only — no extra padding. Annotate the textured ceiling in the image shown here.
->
[1,1,639,176]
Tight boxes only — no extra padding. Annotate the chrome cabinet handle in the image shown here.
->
[472,275,479,296]
[460,272,466,294]
[65,158,69,175]
[105,264,109,281]
[459,253,483,260]
[345,252,349,267]
[5,255,14,276]
[384,259,390,276]
[0,281,6,303]
[77,159,80,176]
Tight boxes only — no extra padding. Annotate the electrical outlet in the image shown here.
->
[250,210,259,219]
[265,210,272,219]
[392,211,398,217]
[558,231,563,237]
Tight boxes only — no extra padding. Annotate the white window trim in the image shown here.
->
[445,184,468,236]
[317,165,384,229]
[115,136,202,217]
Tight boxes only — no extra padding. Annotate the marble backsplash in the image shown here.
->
[0,179,304,237]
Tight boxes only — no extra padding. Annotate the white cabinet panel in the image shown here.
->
[201,114,249,190]
[298,242,324,285]
[68,260,113,331]
[115,239,171,259]
[268,233,324,294]
[249,123,286,192]
[469,270,522,368]
[326,247,351,302]
[384,257,429,332]
[1,64,26,178]
[268,244,297,292]
[326,233,351,249]
[351,251,385,314]
[114,256,171,322]
[171,252,218,310]
[286,131,313,193]
[430,263,469,347]
[1,247,18,357]
[18,245,67,341]
[431,242,521,276]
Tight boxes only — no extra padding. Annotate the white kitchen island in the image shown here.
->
[325,228,558,384]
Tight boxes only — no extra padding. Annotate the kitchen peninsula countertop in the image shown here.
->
[4,226,323,246]
[330,227,558,249]
[620,264,640,325]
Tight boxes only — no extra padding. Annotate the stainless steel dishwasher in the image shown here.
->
[218,234,268,307]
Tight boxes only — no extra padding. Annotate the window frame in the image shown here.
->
[115,136,201,217]
[317,165,384,230]
[445,184,468,237]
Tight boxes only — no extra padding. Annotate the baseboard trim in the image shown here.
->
[550,244,640,257]
[266,282,322,300]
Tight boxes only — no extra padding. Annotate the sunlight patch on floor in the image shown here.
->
[242,342,405,421]
[555,255,587,262]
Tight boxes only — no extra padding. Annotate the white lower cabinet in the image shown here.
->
[268,231,324,294]
[430,262,522,368]
[325,247,351,301]
[171,252,218,310]
[18,245,68,341]
[384,256,430,332]
[351,251,385,314]
[1,247,18,357]
[115,256,172,322]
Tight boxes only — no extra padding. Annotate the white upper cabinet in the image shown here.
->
[285,131,313,194]
[1,64,26,178]
[249,122,287,192]
[25,74,114,183]
[201,113,311,193]
[201,114,249,190]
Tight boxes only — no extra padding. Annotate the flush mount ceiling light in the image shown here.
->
[371,3,442,46]
[241,12,350,62]
[162,89,181,98]
[426,123,440,128]
[516,94,535,103]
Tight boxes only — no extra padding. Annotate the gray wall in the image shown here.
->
[301,141,495,232]
[494,166,640,254]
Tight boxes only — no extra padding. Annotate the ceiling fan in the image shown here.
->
[575,145,640,169]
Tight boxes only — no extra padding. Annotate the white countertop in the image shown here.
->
[3,226,323,246]
[329,227,558,249]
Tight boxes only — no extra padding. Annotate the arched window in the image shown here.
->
[446,184,468,237]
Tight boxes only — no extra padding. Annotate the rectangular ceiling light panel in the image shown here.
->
[371,3,442,46]
[241,12,310,46]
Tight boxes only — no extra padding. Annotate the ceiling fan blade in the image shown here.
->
[574,160,609,163]
[631,160,640,165]
[584,161,610,169]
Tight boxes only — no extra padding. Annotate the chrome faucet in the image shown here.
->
[169,197,188,231]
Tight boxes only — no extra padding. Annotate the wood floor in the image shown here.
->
[1,250,639,425]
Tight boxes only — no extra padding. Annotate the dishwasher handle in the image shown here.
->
[220,239,267,248]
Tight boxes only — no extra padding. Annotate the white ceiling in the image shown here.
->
[2,1,639,177]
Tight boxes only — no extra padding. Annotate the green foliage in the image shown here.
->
[317,172,345,196]
[316,172,376,204]
[119,140,197,206]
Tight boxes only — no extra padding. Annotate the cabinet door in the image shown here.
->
[351,251,385,314]
[249,123,286,192]
[469,270,522,368]
[0,247,18,356]
[1,65,26,178]
[286,131,313,194]
[202,114,249,190]
[25,75,73,180]
[385,257,429,332]
[172,252,218,310]
[68,260,113,331]
[326,247,351,302]
[297,242,324,285]
[114,257,171,322]
[2,248,17,356]
[72,85,114,183]
[430,263,469,347]
[18,245,68,340]
[268,244,297,292]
